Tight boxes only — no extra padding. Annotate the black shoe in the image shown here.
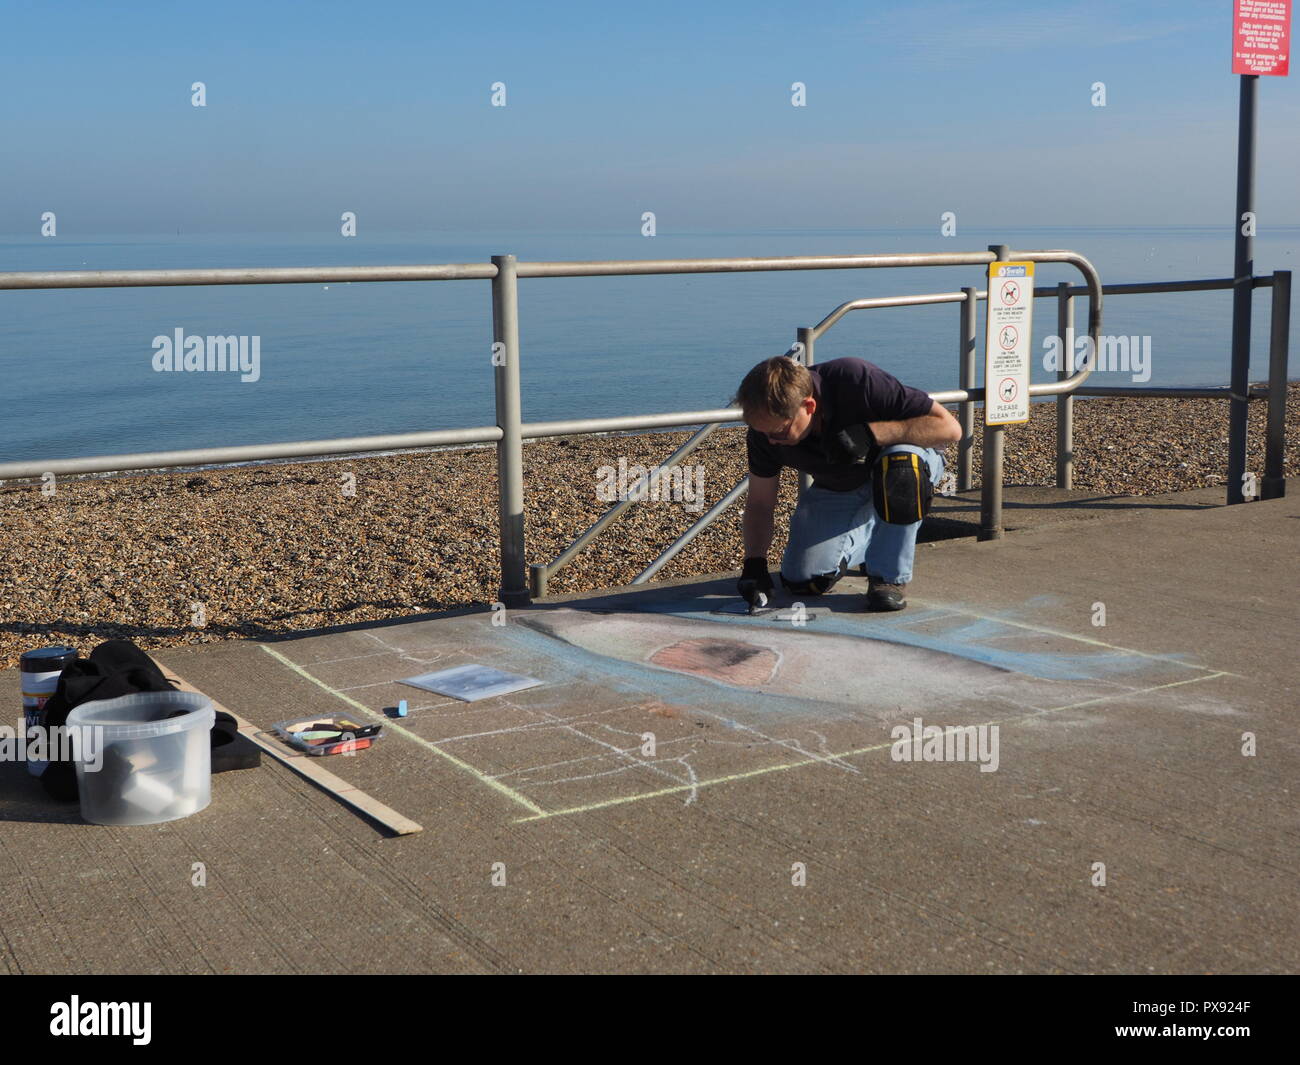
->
[866,576,907,611]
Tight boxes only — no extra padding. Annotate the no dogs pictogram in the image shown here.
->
[1000,280,1020,305]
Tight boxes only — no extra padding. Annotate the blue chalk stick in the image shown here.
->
[396,700,408,717]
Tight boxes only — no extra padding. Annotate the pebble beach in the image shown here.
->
[1,386,1296,671]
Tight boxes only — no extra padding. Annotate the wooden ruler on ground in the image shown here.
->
[156,660,423,836]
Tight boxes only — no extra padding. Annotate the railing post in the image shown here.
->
[958,286,977,491]
[798,325,814,499]
[529,563,548,599]
[1227,74,1257,506]
[1056,281,1075,490]
[979,245,1010,541]
[1263,270,1291,500]
[491,254,530,607]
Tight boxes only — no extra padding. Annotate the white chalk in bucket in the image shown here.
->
[121,773,178,815]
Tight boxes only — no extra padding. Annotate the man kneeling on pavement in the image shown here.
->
[734,354,961,612]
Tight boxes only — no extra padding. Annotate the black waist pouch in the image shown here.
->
[873,451,933,525]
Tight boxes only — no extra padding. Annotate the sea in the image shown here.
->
[1,226,1296,466]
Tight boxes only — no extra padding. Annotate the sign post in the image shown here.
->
[1227,0,1291,504]
[979,245,1030,541]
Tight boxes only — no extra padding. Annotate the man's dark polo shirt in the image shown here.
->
[745,358,935,492]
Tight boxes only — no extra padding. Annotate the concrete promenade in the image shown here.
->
[1,482,1295,974]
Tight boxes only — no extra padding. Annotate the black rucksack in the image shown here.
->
[37,639,259,801]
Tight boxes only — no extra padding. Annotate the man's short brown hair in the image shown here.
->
[733,356,813,421]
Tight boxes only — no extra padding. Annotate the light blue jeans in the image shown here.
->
[781,444,945,587]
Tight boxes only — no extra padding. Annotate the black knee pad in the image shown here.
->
[780,570,840,596]
[873,451,934,525]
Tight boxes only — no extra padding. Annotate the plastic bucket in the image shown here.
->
[67,691,215,826]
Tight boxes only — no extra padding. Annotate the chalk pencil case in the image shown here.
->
[271,715,384,756]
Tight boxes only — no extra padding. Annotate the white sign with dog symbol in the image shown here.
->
[985,261,1034,425]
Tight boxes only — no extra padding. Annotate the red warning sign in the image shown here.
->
[1233,0,1291,76]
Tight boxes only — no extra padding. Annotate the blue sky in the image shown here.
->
[1,0,1296,232]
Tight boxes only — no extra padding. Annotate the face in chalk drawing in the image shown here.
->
[748,394,817,447]
[519,609,1011,714]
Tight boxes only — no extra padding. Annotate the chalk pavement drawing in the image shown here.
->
[260,598,1232,823]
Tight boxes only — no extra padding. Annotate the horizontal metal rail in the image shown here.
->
[0,264,498,289]
[511,252,1004,279]
[1032,275,1277,298]
[809,291,970,337]
[0,250,1022,292]
[0,409,745,480]
[520,409,739,440]
[1070,385,1271,399]
[25,249,1255,296]
[0,427,503,480]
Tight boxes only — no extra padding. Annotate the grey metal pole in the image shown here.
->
[1056,281,1075,490]
[979,245,1010,541]
[529,564,548,599]
[1263,270,1291,500]
[492,254,530,606]
[981,426,1005,542]
[1228,74,1258,506]
[958,286,977,492]
[798,326,814,499]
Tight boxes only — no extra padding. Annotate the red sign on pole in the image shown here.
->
[1233,0,1292,75]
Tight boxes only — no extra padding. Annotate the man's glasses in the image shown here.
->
[766,415,796,441]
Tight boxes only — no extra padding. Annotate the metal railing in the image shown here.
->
[1,249,1289,609]
[531,261,1290,591]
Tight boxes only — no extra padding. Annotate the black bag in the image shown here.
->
[37,639,259,802]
